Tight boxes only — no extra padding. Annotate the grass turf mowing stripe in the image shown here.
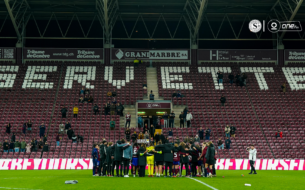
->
[0,188,43,190]
[190,178,218,190]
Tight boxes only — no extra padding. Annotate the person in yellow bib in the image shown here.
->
[134,58,139,67]
[73,106,79,118]
[146,143,155,177]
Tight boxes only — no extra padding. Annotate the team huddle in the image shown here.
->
[92,139,217,178]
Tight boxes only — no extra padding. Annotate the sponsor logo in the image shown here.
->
[267,19,302,33]
[114,49,188,60]
[146,103,161,108]
[249,19,262,33]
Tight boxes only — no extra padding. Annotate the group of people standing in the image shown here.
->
[92,138,217,178]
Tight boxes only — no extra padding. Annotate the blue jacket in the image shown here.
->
[39,125,46,133]
[92,148,99,159]
[138,117,143,127]
[117,143,133,160]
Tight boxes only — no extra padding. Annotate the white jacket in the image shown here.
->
[248,148,257,161]
[186,113,193,121]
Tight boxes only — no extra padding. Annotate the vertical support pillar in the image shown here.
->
[191,44,198,65]
[278,43,285,66]
[16,42,22,64]
[104,43,111,65]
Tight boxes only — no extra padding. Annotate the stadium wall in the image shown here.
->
[0,159,304,170]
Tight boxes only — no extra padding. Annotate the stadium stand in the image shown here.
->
[1,61,305,160]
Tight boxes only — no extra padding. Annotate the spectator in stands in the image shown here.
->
[110,103,116,115]
[3,140,9,152]
[61,106,68,118]
[275,130,283,138]
[112,98,117,105]
[163,112,169,128]
[14,140,20,152]
[198,127,204,140]
[39,123,46,138]
[205,127,211,140]
[6,123,12,134]
[131,131,138,142]
[43,135,47,144]
[160,133,166,144]
[172,91,177,98]
[73,106,79,118]
[230,125,236,138]
[110,119,115,130]
[144,131,149,139]
[20,139,26,152]
[169,111,175,128]
[125,128,131,141]
[134,58,139,67]
[31,139,37,152]
[67,128,74,140]
[149,91,155,100]
[138,115,143,128]
[78,135,84,143]
[228,73,234,85]
[143,82,147,89]
[80,88,84,95]
[104,103,109,115]
[183,136,190,143]
[138,132,144,139]
[22,123,27,135]
[9,141,14,152]
[116,103,123,116]
[242,73,247,86]
[43,142,49,152]
[79,97,84,103]
[217,138,224,150]
[93,104,99,115]
[177,91,184,98]
[225,125,231,138]
[85,88,90,95]
[167,129,173,137]
[235,73,240,86]
[38,139,44,149]
[152,115,158,128]
[281,82,286,94]
[56,133,60,146]
[88,96,94,103]
[112,89,117,97]
[149,124,155,138]
[72,134,77,143]
[220,95,226,106]
[186,111,193,128]
[225,137,231,149]
[26,143,31,153]
[125,112,131,128]
[179,112,184,128]
[143,123,149,134]
[217,71,223,84]
[65,122,71,134]
[83,95,89,103]
[194,135,200,143]
[59,123,65,134]
[11,133,15,142]
[27,120,32,132]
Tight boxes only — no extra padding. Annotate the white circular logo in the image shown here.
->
[249,19,262,33]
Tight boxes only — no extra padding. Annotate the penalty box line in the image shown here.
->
[189,177,218,190]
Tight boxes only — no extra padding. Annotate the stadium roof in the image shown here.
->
[0,0,304,42]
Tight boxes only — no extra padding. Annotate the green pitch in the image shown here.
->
[0,170,304,190]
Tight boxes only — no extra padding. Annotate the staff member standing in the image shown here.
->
[247,145,257,174]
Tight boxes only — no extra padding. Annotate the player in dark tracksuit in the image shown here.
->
[189,144,201,177]
[99,141,107,176]
[172,143,187,177]
[154,141,164,177]
[156,143,174,177]
[114,140,124,177]
[137,144,148,177]
[105,142,114,176]
[179,142,190,177]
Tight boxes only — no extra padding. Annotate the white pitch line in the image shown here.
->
[189,178,218,190]
[0,187,43,190]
